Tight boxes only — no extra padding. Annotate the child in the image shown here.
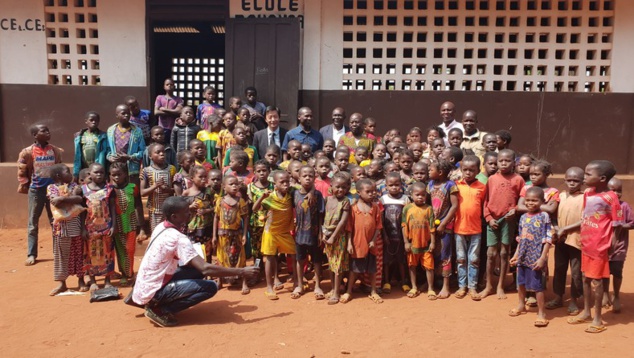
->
[441,146,464,182]
[190,139,215,172]
[482,133,499,154]
[78,168,91,185]
[280,140,303,170]
[170,106,201,154]
[364,117,381,143]
[173,151,195,196]
[407,127,424,145]
[223,125,259,170]
[380,172,410,294]
[77,163,117,291]
[181,166,214,262]
[430,138,446,162]
[372,143,388,162]
[242,87,266,124]
[604,177,633,313]
[342,179,383,304]
[253,171,298,300]
[287,160,303,188]
[323,173,352,304]
[335,149,350,173]
[409,142,424,162]
[354,146,370,166]
[126,96,152,145]
[196,86,222,131]
[301,143,313,162]
[73,111,108,181]
[143,126,176,168]
[264,144,281,172]
[228,96,242,116]
[447,128,464,148]
[480,149,525,299]
[550,166,584,315]
[238,107,258,144]
[315,156,332,198]
[247,160,274,277]
[323,139,336,161]
[293,166,326,300]
[509,186,552,327]
[402,182,436,298]
[476,151,498,184]
[47,164,86,295]
[454,156,487,300]
[141,143,177,232]
[411,161,429,184]
[399,149,415,185]
[516,154,534,184]
[366,159,386,186]
[106,104,146,187]
[110,162,147,285]
[517,160,559,217]
[154,78,183,140]
[18,124,63,265]
[212,176,250,294]
[427,160,459,299]
[423,126,445,159]
[196,114,222,165]
[382,128,399,145]
[216,112,238,169]
[224,149,255,195]
[495,130,512,150]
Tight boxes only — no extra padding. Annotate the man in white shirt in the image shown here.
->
[438,101,464,146]
[253,106,288,160]
[132,197,258,327]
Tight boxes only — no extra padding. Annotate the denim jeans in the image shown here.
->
[455,234,481,289]
[150,266,218,315]
[27,186,53,258]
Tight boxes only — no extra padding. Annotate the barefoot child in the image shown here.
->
[454,156,487,300]
[323,173,351,304]
[402,182,436,299]
[427,160,459,299]
[380,172,410,294]
[47,164,86,295]
[212,176,250,293]
[509,186,552,327]
[293,166,326,300]
[110,162,147,285]
[141,143,177,232]
[480,149,524,300]
[253,171,299,300]
[551,167,584,315]
[342,179,383,304]
[76,163,117,291]
[183,166,214,261]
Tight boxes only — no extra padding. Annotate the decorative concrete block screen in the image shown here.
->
[45,0,100,85]
[342,0,613,92]
[171,57,225,106]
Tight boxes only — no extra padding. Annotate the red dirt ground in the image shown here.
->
[1,229,632,357]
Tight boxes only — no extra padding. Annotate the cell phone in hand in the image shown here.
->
[254,258,261,267]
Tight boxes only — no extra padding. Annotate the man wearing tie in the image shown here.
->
[253,106,288,161]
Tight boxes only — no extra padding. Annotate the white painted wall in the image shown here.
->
[0,0,48,84]
[611,1,634,93]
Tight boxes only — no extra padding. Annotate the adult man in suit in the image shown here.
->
[319,107,349,145]
[253,106,287,160]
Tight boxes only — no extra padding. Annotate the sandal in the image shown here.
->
[274,282,284,291]
[455,289,467,299]
[406,288,420,298]
[545,299,563,310]
[340,293,352,304]
[534,318,549,327]
[368,293,383,304]
[567,316,591,325]
[382,283,391,294]
[314,292,325,300]
[509,308,527,317]
[402,284,412,293]
[264,291,279,300]
[328,296,339,305]
[427,291,438,301]
[585,325,607,333]
[290,289,303,299]
[469,289,481,301]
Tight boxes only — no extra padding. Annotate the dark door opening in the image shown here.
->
[150,21,226,107]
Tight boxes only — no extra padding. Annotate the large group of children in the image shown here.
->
[17,79,630,334]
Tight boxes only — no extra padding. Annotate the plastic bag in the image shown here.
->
[90,286,121,303]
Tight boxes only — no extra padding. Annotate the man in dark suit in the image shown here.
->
[319,107,349,145]
[253,106,287,160]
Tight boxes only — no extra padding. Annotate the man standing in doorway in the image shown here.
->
[319,107,349,145]
[438,101,464,146]
[282,107,324,159]
[460,110,488,157]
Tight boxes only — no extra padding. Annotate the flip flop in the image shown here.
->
[585,325,607,333]
[509,308,528,317]
[264,291,279,300]
[567,316,591,325]
[427,291,438,301]
[382,283,391,294]
[274,283,284,291]
[327,296,339,305]
[545,300,563,310]
[290,289,303,299]
[340,293,352,304]
[567,307,580,316]
[455,289,467,299]
[368,293,383,304]
[534,318,549,327]
[401,284,411,293]
[314,292,325,300]
[469,290,481,301]
[406,288,420,298]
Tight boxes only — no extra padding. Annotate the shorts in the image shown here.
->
[609,260,624,279]
[261,231,296,256]
[516,265,546,292]
[407,252,434,270]
[296,243,325,263]
[486,218,517,247]
[581,253,610,279]
[351,254,377,274]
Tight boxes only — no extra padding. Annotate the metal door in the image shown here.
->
[225,17,300,127]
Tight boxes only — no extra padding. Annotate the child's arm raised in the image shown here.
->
[252,190,271,211]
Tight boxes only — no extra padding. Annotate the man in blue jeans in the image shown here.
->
[131,197,259,327]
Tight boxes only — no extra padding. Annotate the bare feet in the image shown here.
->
[496,287,507,299]
[613,297,621,313]
[104,277,113,288]
[478,286,494,300]
[49,282,67,296]
[314,287,325,300]
[25,256,35,266]
[89,283,99,292]
[78,277,89,292]
[438,288,450,299]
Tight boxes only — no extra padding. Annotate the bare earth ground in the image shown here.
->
[0,229,632,357]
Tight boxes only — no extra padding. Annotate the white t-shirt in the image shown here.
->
[438,120,465,146]
[132,222,199,305]
[333,126,346,147]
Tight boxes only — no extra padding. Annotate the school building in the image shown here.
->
[1,0,634,225]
